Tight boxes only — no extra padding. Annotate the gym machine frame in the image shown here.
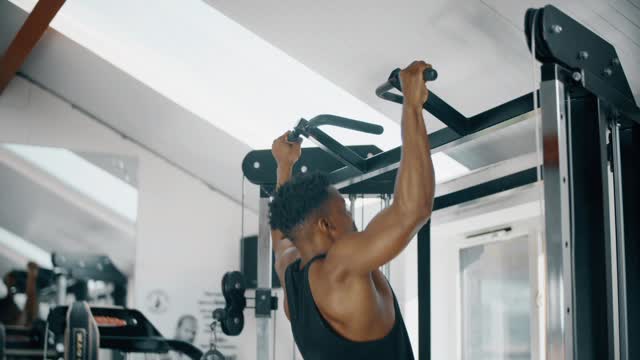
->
[241,5,639,360]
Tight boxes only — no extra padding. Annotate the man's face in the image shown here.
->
[323,188,357,238]
[176,317,197,343]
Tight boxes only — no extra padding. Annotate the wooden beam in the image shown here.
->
[0,0,66,94]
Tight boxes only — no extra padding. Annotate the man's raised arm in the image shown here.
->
[326,61,436,275]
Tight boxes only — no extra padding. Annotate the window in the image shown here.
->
[460,235,532,360]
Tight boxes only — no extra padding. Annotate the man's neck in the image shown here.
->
[297,240,332,266]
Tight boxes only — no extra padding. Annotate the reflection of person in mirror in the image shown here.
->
[175,314,198,343]
[161,314,199,360]
[0,262,40,326]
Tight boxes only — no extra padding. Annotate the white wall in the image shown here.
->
[0,76,296,359]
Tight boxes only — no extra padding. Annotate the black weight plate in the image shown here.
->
[221,312,244,336]
[221,271,245,304]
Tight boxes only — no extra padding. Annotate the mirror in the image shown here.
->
[0,143,138,323]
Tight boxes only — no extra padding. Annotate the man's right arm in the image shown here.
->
[326,61,435,275]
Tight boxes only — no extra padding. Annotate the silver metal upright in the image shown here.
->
[598,101,622,360]
[257,196,273,360]
[56,273,67,305]
[611,123,629,360]
[540,67,574,360]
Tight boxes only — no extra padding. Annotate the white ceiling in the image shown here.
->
[205,0,640,120]
[5,0,403,150]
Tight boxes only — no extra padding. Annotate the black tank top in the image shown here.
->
[284,254,415,360]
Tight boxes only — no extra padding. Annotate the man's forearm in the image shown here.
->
[394,104,435,217]
[276,164,294,188]
[271,163,294,244]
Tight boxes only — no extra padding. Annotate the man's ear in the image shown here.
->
[317,216,333,234]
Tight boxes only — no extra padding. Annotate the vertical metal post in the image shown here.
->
[256,194,273,360]
[611,123,629,360]
[349,194,356,219]
[417,222,431,360]
[56,273,67,305]
[540,64,573,360]
[599,102,621,360]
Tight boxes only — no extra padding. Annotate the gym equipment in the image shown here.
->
[287,114,384,144]
[63,302,99,360]
[6,268,55,294]
[201,322,225,360]
[5,253,128,307]
[47,306,203,360]
[2,320,58,359]
[221,271,246,309]
[242,5,639,360]
[213,271,277,337]
[219,271,246,336]
[0,323,5,360]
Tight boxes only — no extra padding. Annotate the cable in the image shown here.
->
[240,175,245,241]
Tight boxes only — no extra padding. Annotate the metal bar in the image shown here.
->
[582,69,640,126]
[256,195,273,360]
[308,114,384,136]
[598,100,621,360]
[467,92,536,132]
[611,123,629,360]
[0,0,66,94]
[305,126,366,172]
[348,194,356,217]
[568,94,612,359]
[435,152,538,198]
[417,223,431,360]
[434,168,538,211]
[332,109,535,190]
[5,349,58,357]
[56,273,67,305]
[540,65,573,360]
[423,92,468,134]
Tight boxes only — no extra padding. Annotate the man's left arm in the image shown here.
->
[270,133,302,320]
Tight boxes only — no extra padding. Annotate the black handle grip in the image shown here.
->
[287,130,302,143]
[424,68,438,81]
[389,67,438,88]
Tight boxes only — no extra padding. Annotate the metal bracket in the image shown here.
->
[255,289,277,317]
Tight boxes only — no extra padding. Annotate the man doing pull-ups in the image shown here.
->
[268,61,435,360]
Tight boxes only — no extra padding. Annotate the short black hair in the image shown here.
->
[269,172,331,240]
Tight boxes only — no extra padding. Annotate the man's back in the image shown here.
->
[285,255,414,360]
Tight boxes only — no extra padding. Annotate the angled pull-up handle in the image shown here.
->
[375,66,469,135]
[287,115,384,173]
[287,114,384,143]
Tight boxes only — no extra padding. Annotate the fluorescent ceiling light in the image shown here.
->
[0,226,52,269]
[3,144,138,222]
